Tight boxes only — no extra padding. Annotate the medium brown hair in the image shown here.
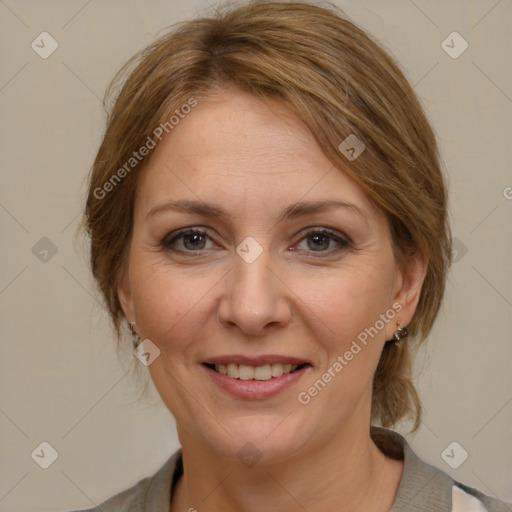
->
[81,0,451,431]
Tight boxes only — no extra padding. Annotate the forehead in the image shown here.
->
[135,90,379,219]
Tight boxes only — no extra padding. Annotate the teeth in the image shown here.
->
[214,363,300,380]
[227,363,238,378]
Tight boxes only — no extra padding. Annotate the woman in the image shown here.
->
[70,1,510,511]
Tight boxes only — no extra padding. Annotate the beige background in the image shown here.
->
[0,1,511,511]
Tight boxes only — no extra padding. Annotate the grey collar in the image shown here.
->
[370,426,454,512]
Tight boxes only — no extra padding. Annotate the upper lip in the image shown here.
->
[203,355,311,366]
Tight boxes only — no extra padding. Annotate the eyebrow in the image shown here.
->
[146,199,369,224]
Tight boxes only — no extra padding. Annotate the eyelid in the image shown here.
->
[295,226,351,245]
[162,227,217,250]
[292,228,351,254]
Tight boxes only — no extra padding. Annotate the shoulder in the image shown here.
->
[370,426,511,512]
[451,481,512,512]
[63,476,148,512]
[62,448,182,512]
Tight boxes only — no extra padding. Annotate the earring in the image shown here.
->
[390,321,408,345]
[128,321,141,349]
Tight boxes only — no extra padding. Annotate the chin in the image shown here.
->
[212,415,311,465]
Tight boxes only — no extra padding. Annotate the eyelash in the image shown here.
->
[161,228,351,257]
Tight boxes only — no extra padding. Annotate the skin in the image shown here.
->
[118,89,427,512]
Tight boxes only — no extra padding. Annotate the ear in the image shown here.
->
[117,266,136,324]
[386,251,427,339]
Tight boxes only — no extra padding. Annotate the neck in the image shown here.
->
[170,425,404,512]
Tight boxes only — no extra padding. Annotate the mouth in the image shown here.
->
[202,362,311,381]
[201,359,312,400]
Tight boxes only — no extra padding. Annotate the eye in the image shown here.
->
[162,227,351,256]
[162,228,217,253]
[293,229,351,255]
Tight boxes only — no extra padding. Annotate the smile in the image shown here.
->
[204,362,309,381]
[201,362,312,400]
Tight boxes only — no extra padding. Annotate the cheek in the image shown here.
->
[299,261,395,352]
[295,267,395,412]
[129,257,220,355]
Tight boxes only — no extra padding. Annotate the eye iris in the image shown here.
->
[184,233,206,250]
[308,233,329,251]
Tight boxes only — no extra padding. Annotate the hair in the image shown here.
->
[80,0,451,432]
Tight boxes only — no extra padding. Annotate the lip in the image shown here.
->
[201,363,312,400]
[202,354,311,366]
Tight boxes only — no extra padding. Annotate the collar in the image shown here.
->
[370,426,454,511]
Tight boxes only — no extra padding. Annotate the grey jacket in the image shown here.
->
[64,426,511,512]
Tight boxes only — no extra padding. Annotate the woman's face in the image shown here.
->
[118,89,424,463]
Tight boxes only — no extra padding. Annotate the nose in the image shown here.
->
[218,244,292,336]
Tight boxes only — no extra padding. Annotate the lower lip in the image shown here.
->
[201,364,311,400]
